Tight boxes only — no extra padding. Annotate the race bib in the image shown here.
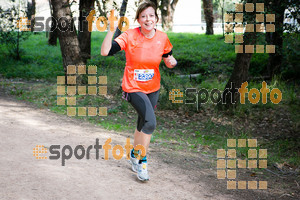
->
[134,69,154,82]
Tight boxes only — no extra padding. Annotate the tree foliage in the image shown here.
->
[0,6,30,60]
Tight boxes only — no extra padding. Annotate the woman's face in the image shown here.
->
[137,7,156,32]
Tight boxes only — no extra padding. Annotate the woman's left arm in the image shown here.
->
[163,55,177,68]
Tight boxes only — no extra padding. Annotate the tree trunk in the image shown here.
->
[16,30,20,60]
[95,0,106,18]
[113,0,128,39]
[222,45,254,106]
[202,0,214,35]
[222,0,224,37]
[48,0,58,46]
[27,0,36,32]
[97,0,114,17]
[160,0,179,31]
[78,0,95,62]
[265,0,286,78]
[221,0,257,107]
[50,0,84,76]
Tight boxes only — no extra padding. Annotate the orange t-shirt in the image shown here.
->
[114,27,173,94]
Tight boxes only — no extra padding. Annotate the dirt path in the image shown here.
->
[0,94,285,200]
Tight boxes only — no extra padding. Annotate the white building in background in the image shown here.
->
[172,0,204,33]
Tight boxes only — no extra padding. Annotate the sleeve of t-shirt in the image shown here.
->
[163,35,173,55]
[114,31,128,51]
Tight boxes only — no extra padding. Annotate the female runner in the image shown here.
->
[101,0,177,181]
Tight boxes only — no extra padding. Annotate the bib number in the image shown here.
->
[134,69,154,82]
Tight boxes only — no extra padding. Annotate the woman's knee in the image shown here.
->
[142,120,156,134]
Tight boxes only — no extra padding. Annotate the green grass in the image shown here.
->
[0,32,268,81]
[0,31,299,168]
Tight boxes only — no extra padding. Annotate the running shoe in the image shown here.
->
[137,162,149,181]
[128,152,138,172]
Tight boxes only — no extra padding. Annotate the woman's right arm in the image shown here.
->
[101,20,119,56]
[101,30,115,56]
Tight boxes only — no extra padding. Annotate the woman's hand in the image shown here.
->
[163,55,177,68]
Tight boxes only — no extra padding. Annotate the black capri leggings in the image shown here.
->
[123,90,159,134]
